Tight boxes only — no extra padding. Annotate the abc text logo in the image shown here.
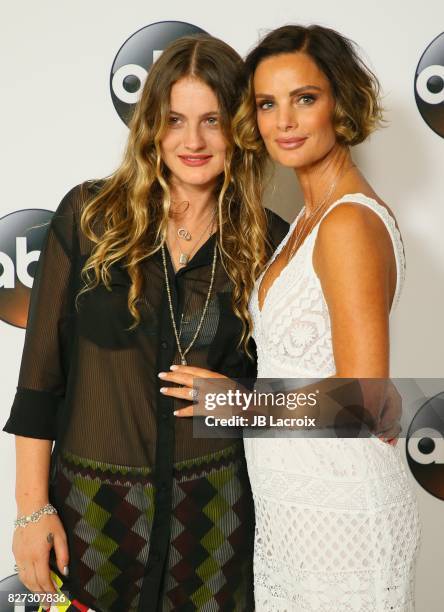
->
[110,21,208,126]
[414,31,444,138]
[406,391,444,500]
[0,209,53,328]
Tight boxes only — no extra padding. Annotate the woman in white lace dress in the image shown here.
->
[237,24,421,611]
[158,25,421,611]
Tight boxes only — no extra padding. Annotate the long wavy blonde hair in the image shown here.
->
[78,34,270,352]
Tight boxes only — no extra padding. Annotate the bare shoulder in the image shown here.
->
[317,193,398,246]
[313,194,397,274]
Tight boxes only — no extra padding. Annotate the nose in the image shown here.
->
[276,105,297,132]
[183,123,205,151]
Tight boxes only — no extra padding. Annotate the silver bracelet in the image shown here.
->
[14,503,58,529]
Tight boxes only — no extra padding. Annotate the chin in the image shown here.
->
[175,170,220,188]
[272,150,307,169]
[276,156,304,169]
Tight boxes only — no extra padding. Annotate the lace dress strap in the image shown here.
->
[309,192,406,309]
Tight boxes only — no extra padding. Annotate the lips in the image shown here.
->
[275,137,308,150]
[178,155,213,167]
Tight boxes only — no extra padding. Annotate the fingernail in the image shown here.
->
[63,565,69,576]
[170,365,178,370]
[160,387,168,394]
[158,372,167,379]
[174,410,179,416]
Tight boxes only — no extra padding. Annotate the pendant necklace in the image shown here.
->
[161,240,218,366]
[174,211,217,266]
[177,227,192,241]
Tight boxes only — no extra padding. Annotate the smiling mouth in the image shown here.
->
[275,137,308,149]
[178,155,213,166]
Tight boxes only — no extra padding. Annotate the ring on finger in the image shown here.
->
[189,388,198,400]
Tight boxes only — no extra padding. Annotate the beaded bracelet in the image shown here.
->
[14,503,57,529]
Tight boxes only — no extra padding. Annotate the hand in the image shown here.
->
[158,365,228,417]
[13,512,69,599]
[376,380,402,446]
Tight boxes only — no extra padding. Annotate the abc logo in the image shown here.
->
[110,21,208,126]
[0,209,53,328]
[406,391,444,500]
[414,31,444,138]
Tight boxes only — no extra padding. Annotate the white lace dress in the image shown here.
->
[244,194,421,611]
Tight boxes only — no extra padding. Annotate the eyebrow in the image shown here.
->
[169,110,220,118]
[255,85,322,99]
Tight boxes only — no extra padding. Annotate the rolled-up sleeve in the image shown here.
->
[3,187,78,440]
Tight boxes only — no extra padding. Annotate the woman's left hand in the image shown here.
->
[158,365,228,417]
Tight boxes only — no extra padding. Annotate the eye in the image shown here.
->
[256,100,274,111]
[205,116,219,126]
[168,115,182,126]
[298,94,316,105]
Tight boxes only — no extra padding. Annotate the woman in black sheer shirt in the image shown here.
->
[3,35,288,611]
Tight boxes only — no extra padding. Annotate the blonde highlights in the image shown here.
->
[77,35,270,354]
[241,24,384,147]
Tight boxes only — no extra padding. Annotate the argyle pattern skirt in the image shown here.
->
[46,443,254,611]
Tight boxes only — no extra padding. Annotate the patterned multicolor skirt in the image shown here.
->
[45,443,254,611]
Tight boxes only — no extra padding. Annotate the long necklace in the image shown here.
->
[174,211,216,266]
[161,240,218,365]
[258,163,355,307]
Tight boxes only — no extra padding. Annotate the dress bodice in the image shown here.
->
[250,193,406,379]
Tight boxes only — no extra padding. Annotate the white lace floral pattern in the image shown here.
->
[244,194,421,611]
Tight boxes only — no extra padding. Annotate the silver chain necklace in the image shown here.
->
[161,240,218,365]
[258,163,355,306]
[174,212,216,266]
[287,163,356,261]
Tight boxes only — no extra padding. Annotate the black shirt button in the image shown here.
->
[160,341,168,349]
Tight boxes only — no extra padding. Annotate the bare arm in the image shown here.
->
[313,201,396,378]
[12,437,69,598]
[15,437,52,514]
[4,188,80,598]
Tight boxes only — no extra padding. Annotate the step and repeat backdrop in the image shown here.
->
[1,0,443,609]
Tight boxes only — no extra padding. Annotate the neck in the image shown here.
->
[169,180,217,223]
[295,144,353,217]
